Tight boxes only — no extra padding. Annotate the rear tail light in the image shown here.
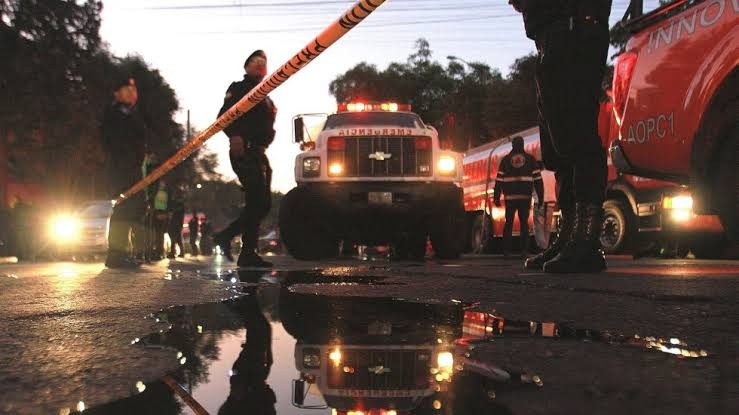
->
[415,137,431,150]
[327,137,345,151]
[612,51,638,124]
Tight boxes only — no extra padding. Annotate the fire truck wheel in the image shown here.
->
[279,188,338,260]
[431,210,465,259]
[469,214,493,254]
[716,122,738,243]
[600,200,635,254]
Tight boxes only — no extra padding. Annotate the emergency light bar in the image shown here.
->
[337,102,411,113]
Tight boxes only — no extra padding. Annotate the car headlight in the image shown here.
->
[302,157,320,178]
[437,156,456,176]
[302,347,321,368]
[437,351,454,370]
[51,215,79,242]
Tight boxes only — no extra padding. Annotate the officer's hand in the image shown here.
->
[494,199,501,208]
[229,136,245,157]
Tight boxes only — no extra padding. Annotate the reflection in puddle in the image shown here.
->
[81,270,709,414]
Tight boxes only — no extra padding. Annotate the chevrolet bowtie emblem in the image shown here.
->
[369,151,392,161]
[368,365,391,375]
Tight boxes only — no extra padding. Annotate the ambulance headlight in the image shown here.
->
[437,156,456,176]
[302,157,320,178]
[302,348,321,368]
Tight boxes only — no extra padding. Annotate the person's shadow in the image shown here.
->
[218,284,276,415]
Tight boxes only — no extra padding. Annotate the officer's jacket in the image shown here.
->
[514,0,612,40]
[493,150,544,202]
[101,102,148,192]
[218,75,276,148]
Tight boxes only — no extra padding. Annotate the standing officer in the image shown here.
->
[102,77,147,268]
[213,50,276,268]
[188,212,200,256]
[509,0,612,273]
[167,191,185,258]
[493,136,544,258]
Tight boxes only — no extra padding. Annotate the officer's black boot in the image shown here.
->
[236,223,272,268]
[105,250,141,269]
[524,205,575,270]
[543,203,606,273]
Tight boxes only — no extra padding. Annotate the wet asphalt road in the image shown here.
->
[0,254,737,415]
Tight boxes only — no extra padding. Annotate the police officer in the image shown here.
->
[102,77,148,268]
[213,50,276,268]
[509,0,612,273]
[493,136,544,258]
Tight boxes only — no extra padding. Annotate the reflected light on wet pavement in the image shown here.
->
[72,270,711,414]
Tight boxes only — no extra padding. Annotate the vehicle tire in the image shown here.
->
[716,122,738,243]
[430,209,465,260]
[600,200,635,254]
[469,214,493,254]
[279,187,338,260]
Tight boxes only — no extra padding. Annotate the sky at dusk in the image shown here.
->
[100,0,660,193]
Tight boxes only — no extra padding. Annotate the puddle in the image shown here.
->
[171,268,402,287]
[78,270,709,414]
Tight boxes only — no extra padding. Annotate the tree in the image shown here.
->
[329,39,538,150]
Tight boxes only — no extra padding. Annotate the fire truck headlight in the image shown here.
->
[51,215,79,243]
[302,348,321,368]
[328,162,344,176]
[437,156,456,176]
[302,157,321,178]
[437,352,454,370]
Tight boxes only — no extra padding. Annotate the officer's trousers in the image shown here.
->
[107,193,145,258]
[535,21,610,208]
[503,199,532,254]
[222,148,272,254]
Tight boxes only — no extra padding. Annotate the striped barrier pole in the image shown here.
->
[115,0,387,204]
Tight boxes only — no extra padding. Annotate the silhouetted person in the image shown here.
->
[213,50,276,268]
[493,136,544,258]
[218,286,275,415]
[102,77,148,268]
[188,213,199,256]
[167,193,185,258]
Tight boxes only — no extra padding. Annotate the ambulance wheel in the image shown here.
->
[600,200,635,254]
[431,209,465,260]
[279,187,338,260]
[716,122,738,243]
[395,230,428,260]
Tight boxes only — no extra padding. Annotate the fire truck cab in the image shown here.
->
[281,102,465,260]
[609,0,738,245]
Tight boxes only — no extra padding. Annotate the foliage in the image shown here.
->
[0,0,217,207]
[329,39,539,150]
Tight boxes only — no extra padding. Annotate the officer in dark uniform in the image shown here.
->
[509,0,612,273]
[102,77,148,268]
[213,50,276,268]
[493,136,544,258]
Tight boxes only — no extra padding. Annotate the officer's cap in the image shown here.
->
[244,50,266,67]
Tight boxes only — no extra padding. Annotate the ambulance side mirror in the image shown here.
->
[293,117,305,143]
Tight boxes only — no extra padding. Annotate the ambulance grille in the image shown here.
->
[329,136,432,177]
[326,349,431,389]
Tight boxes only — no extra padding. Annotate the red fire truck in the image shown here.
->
[462,102,726,257]
[609,0,738,248]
